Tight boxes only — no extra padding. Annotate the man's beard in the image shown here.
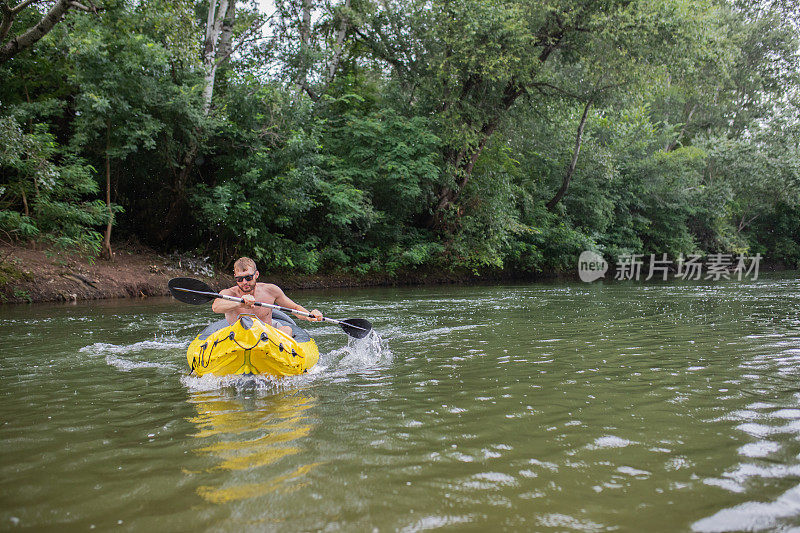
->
[240,284,255,295]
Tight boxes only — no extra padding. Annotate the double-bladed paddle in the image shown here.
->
[168,277,373,339]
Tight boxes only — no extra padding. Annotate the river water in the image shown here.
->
[2,276,800,531]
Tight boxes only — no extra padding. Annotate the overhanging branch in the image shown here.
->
[0,0,71,64]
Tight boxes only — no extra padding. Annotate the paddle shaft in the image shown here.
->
[174,287,366,331]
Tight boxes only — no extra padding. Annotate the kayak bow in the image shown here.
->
[187,311,319,377]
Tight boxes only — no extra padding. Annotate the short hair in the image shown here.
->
[233,257,257,273]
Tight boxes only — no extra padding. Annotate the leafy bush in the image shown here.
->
[0,108,110,255]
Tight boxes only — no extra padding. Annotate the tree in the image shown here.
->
[157,0,273,242]
[349,0,720,231]
[0,105,109,252]
[270,0,354,101]
[0,0,100,64]
[651,0,800,148]
[69,8,173,258]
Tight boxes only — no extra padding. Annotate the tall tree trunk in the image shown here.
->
[301,0,311,46]
[201,0,228,114]
[158,137,199,241]
[428,31,565,227]
[326,0,349,82]
[296,0,315,98]
[102,123,113,260]
[160,0,229,241]
[430,81,523,229]
[546,98,592,211]
[217,0,235,69]
[212,0,234,101]
[20,186,28,216]
[32,163,38,210]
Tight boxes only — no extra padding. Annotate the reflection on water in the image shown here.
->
[186,386,321,504]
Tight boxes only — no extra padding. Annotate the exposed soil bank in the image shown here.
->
[0,242,540,304]
[0,243,217,304]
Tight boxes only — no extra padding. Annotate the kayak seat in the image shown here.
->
[272,309,311,343]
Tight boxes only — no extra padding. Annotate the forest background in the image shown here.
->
[1,0,799,279]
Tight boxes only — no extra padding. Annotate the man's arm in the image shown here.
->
[273,286,322,321]
[211,287,255,313]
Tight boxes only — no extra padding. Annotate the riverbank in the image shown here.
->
[3,242,793,304]
[0,242,525,304]
[0,243,215,304]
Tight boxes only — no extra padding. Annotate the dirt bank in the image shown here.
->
[0,243,225,304]
[0,242,514,304]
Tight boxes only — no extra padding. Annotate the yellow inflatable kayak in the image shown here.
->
[187,311,319,377]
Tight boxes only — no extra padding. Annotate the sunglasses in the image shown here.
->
[235,274,255,283]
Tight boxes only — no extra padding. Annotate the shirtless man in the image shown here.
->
[212,257,322,335]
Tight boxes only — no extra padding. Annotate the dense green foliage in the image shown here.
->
[1,0,798,274]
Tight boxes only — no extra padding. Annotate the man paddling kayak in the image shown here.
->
[212,257,323,335]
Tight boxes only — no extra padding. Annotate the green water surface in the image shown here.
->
[2,276,800,531]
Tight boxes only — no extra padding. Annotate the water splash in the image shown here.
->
[80,339,185,372]
[181,371,314,394]
[79,339,187,355]
[105,355,178,372]
[325,329,392,371]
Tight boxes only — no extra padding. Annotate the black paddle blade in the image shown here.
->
[340,318,373,339]
[168,277,217,305]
